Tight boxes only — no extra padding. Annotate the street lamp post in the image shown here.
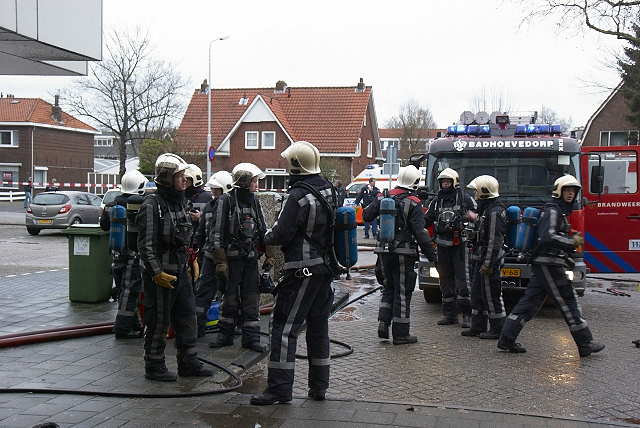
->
[207,36,229,181]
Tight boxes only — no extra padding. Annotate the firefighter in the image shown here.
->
[498,175,605,357]
[424,168,476,328]
[250,141,335,405]
[364,165,436,345]
[137,153,213,381]
[100,170,148,339]
[185,163,212,229]
[208,163,273,353]
[194,170,233,337]
[462,175,507,340]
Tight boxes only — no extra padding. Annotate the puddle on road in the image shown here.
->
[332,270,380,322]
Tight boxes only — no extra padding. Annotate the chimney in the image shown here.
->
[356,78,365,92]
[52,95,62,123]
[275,80,287,93]
[200,79,208,94]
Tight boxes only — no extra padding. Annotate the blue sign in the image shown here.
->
[208,147,215,161]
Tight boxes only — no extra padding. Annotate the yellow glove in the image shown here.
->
[212,248,229,283]
[572,233,584,249]
[262,245,276,271]
[190,259,200,283]
[153,271,176,289]
[479,265,492,277]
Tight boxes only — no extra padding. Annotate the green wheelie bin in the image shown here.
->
[62,224,113,303]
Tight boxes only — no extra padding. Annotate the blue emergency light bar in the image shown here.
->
[447,123,562,137]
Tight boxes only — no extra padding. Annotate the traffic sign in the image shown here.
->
[208,147,215,161]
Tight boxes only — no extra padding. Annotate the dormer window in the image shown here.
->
[239,93,248,105]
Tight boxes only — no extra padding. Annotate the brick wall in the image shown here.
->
[583,87,638,146]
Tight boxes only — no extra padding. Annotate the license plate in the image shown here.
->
[37,219,52,224]
[501,268,520,277]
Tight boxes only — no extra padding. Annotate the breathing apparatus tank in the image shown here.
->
[335,206,358,268]
[515,207,540,253]
[109,204,128,251]
[378,191,396,244]
[126,194,144,252]
[506,206,522,249]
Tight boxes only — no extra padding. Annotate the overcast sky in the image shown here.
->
[1,0,624,130]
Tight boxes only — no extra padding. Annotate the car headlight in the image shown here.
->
[566,270,574,281]
[429,267,439,278]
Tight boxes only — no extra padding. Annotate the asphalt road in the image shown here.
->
[1,221,640,425]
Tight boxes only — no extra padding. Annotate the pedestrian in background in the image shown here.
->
[45,178,59,192]
[355,177,379,238]
[137,153,213,381]
[424,168,476,328]
[23,178,32,208]
[364,165,436,345]
[498,175,605,357]
[462,175,507,340]
[251,141,335,405]
[334,179,346,207]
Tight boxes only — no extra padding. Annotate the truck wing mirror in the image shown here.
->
[590,165,604,195]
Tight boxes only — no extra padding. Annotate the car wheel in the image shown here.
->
[422,286,442,304]
[72,217,82,225]
[26,227,41,236]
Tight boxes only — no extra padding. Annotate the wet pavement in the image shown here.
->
[1,201,639,427]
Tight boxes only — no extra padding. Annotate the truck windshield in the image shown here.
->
[426,151,581,208]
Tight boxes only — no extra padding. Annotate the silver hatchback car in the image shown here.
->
[25,191,103,235]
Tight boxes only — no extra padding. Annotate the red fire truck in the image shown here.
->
[412,112,601,303]
[581,145,639,273]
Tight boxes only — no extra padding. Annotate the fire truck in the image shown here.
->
[411,111,602,303]
[581,145,639,273]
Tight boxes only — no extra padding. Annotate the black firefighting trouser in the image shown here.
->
[501,263,593,346]
[194,256,220,335]
[266,270,333,396]
[216,257,261,345]
[113,255,143,335]
[437,244,471,318]
[142,266,199,370]
[469,259,505,333]
[378,253,418,339]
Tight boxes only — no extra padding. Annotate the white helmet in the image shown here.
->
[437,168,460,188]
[467,178,477,191]
[552,175,582,200]
[154,153,188,187]
[473,175,499,199]
[281,141,321,175]
[121,170,149,195]
[397,165,421,190]
[231,163,266,189]
[206,170,233,193]
[185,164,204,187]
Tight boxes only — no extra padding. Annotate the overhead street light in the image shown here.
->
[207,36,229,180]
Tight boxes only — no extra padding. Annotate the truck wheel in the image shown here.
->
[27,227,41,235]
[422,287,442,304]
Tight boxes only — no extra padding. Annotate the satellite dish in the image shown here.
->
[490,111,503,124]
[475,111,490,124]
[460,111,475,125]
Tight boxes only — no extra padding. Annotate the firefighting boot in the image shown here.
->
[497,335,527,353]
[578,341,605,357]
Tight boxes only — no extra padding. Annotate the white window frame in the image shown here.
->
[600,130,639,146]
[261,131,276,149]
[367,140,373,158]
[356,138,361,156]
[0,130,19,148]
[245,131,259,149]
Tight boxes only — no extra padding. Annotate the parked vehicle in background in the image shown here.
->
[100,188,122,212]
[582,145,640,273]
[25,191,102,235]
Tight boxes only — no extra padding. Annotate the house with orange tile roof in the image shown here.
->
[0,95,97,190]
[174,79,381,190]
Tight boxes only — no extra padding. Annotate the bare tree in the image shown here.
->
[468,86,514,115]
[62,28,190,178]
[385,99,437,164]
[513,0,640,43]
[539,105,573,133]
